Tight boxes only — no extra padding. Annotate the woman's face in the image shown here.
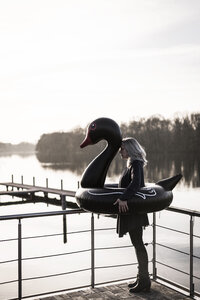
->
[119,144,129,159]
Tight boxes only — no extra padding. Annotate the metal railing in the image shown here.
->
[0,209,88,300]
[0,206,200,299]
[152,206,200,299]
[0,209,138,300]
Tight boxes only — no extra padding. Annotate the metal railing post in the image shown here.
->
[190,216,194,297]
[91,213,95,288]
[152,212,157,280]
[61,195,67,244]
[18,219,22,300]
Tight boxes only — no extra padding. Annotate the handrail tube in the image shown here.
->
[167,206,200,217]
[23,267,92,281]
[0,279,18,285]
[22,248,91,261]
[190,216,194,297]
[156,242,191,256]
[156,260,190,276]
[95,245,132,251]
[94,227,116,231]
[95,262,138,269]
[0,233,62,242]
[0,258,18,264]
[23,229,91,240]
[0,205,199,221]
[193,274,200,280]
[152,212,157,280]
[91,213,95,288]
[156,275,192,294]
[0,229,91,243]
[18,219,22,300]
[156,224,190,236]
[0,208,85,221]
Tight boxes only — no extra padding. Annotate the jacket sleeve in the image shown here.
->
[119,161,142,201]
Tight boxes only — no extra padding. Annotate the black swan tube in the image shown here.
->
[75,118,182,215]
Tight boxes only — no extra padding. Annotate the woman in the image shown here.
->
[114,137,151,293]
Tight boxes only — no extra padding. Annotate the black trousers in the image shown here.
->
[129,226,149,277]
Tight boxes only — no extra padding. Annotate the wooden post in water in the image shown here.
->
[61,179,63,190]
[21,176,24,201]
[45,178,48,206]
[10,175,14,198]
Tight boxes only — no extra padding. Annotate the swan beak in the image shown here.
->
[80,135,92,148]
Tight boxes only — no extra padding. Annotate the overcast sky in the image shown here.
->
[0,0,200,143]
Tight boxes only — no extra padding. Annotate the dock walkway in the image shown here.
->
[36,281,189,299]
[0,182,76,197]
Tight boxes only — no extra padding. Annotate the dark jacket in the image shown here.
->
[117,160,149,237]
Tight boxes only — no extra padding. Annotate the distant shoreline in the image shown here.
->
[0,141,35,155]
[0,150,36,155]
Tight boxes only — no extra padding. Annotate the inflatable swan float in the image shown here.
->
[75,118,182,214]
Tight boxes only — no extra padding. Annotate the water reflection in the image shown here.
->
[37,151,200,188]
[0,152,34,158]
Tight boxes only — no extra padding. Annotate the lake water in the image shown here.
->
[0,154,200,299]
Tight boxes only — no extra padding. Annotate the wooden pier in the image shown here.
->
[0,182,76,197]
[0,181,76,209]
[36,281,190,300]
[0,181,78,244]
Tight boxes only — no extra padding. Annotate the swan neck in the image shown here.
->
[80,141,119,188]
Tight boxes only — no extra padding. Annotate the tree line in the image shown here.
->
[0,142,35,153]
[36,113,200,166]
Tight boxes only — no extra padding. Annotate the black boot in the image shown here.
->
[129,274,151,293]
[128,228,151,293]
[128,274,139,288]
[128,267,139,288]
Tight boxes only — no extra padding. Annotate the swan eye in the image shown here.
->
[90,123,96,130]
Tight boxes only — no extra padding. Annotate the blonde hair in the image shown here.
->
[122,137,147,166]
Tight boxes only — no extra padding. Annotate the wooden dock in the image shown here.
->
[0,187,40,196]
[0,181,77,210]
[0,182,76,197]
[35,281,190,300]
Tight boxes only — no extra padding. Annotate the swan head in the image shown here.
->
[80,117,122,149]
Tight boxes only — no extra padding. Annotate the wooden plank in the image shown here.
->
[0,182,76,197]
[39,281,190,300]
[0,188,41,195]
[0,182,33,188]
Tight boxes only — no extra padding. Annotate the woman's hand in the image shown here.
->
[114,199,129,213]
